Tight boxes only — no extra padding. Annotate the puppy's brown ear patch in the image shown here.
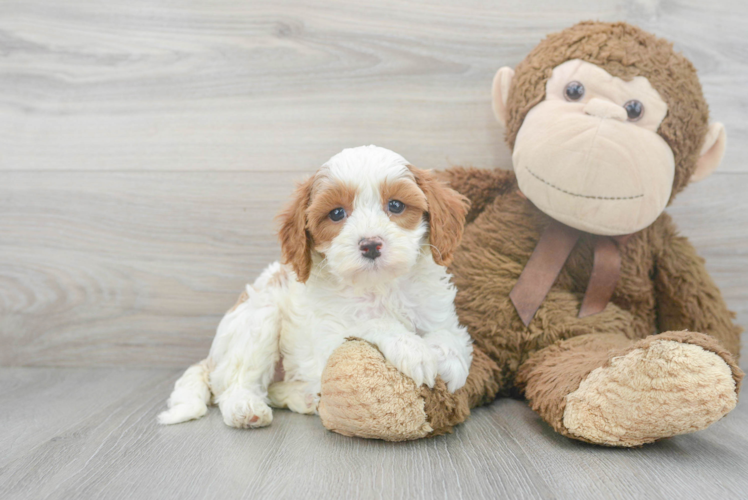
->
[409,166,470,266]
[277,176,315,282]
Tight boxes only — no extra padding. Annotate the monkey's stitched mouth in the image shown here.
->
[524,167,644,201]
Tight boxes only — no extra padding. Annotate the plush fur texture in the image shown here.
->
[518,331,742,445]
[512,59,676,235]
[318,22,744,446]
[319,337,503,439]
[319,339,433,441]
[159,146,473,428]
[504,21,709,200]
[562,336,739,446]
[321,166,744,443]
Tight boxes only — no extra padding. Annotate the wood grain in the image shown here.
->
[0,364,746,500]
[0,368,167,468]
[0,171,297,366]
[2,1,747,497]
[0,1,746,368]
[1,0,746,173]
[1,171,745,367]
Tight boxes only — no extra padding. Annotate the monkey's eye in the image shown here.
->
[624,100,644,121]
[329,207,346,222]
[388,200,405,214]
[564,81,585,101]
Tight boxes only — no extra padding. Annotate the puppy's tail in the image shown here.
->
[158,359,212,425]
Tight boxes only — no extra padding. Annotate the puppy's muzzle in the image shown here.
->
[359,237,383,260]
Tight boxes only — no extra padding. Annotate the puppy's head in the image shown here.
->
[278,146,469,285]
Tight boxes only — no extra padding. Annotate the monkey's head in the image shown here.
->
[493,22,726,236]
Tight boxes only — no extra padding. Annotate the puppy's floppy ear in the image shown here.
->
[409,166,470,266]
[277,176,315,282]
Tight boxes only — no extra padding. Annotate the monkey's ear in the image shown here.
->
[691,122,727,183]
[492,67,515,128]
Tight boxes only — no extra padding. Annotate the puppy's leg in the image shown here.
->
[423,327,473,393]
[216,384,274,429]
[209,263,287,429]
[268,381,319,414]
[359,320,438,389]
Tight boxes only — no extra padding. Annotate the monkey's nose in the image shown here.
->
[359,237,384,260]
[583,98,627,121]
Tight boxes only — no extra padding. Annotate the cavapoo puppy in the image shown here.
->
[159,145,472,428]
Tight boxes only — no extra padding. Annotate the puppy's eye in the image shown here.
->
[388,200,405,214]
[328,207,346,222]
[624,100,644,121]
[564,81,585,101]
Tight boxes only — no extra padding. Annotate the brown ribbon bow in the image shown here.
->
[509,220,631,326]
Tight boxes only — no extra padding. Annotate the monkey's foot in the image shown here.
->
[563,332,743,447]
[318,339,476,441]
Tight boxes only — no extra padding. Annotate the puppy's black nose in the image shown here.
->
[359,238,383,260]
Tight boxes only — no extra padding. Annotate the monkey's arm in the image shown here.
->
[436,167,517,224]
[653,216,742,358]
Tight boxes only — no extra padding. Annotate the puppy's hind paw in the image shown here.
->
[217,387,273,429]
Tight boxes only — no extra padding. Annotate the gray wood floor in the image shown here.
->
[2,0,748,498]
[1,362,747,500]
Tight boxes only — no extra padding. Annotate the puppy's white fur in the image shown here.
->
[159,146,472,428]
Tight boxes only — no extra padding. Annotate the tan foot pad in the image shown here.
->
[318,339,432,441]
[563,340,738,447]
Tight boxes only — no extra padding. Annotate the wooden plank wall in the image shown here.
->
[1,0,746,367]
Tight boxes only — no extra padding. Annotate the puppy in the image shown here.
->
[159,145,472,428]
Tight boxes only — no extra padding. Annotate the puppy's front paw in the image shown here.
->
[217,386,273,429]
[377,335,438,388]
[429,344,470,393]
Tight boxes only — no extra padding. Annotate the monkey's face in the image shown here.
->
[512,59,674,236]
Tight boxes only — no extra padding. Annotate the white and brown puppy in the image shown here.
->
[158,146,473,428]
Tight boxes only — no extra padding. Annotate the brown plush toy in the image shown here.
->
[317,21,744,447]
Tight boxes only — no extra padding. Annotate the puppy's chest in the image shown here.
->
[340,293,416,328]
[363,294,419,324]
[300,289,420,333]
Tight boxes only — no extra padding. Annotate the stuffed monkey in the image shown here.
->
[317,21,744,446]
